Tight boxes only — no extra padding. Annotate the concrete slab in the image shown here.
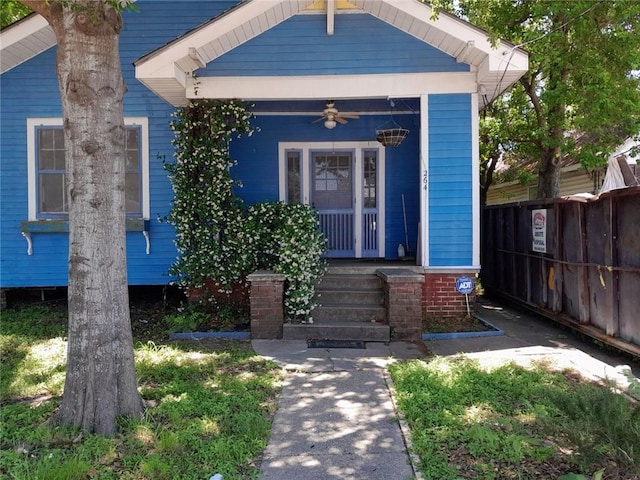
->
[259,370,415,480]
[259,452,415,480]
[252,339,426,373]
[252,340,425,480]
[427,298,640,394]
[253,298,639,480]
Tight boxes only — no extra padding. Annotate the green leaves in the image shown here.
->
[450,0,640,198]
[165,100,326,321]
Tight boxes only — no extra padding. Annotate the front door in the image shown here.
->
[312,152,355,257]
[279,142,384,258]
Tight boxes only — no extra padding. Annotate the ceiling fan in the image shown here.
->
[313,101,359,129]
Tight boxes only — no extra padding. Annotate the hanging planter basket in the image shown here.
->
[376,127,409,147]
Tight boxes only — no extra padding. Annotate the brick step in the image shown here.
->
[317,274,382,291]
[283,321,390,342]
[315,288,384,306]
[311,304,386,323]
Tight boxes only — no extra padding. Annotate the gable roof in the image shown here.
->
[1,0,528,108]
[133,0,528,107]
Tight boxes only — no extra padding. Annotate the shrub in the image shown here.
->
[247,202,327,321]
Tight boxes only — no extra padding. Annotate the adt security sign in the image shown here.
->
[456,276,475,295]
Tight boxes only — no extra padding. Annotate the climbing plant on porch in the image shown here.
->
[165,99,326,322]
[165,99,255,292]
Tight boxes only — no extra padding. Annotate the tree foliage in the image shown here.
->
[0,1,31,29]
[436,0,640,199]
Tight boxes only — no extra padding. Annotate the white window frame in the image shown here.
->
[27,117,150,221]
[278,141,385,258]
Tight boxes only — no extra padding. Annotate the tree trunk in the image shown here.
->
[23,0,144,436]
[537,147,561,199]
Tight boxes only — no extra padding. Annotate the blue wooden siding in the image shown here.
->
[202,13,469,76]
[1,1,473,288]
[428,94,473,266]
[0,1,236,288]
[231,113,420,259]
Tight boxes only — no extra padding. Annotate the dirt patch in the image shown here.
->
[423,314,494,333]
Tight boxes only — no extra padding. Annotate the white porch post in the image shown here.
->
[419,94,429,268]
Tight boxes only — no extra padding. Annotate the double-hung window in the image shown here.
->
[27,118,149,220]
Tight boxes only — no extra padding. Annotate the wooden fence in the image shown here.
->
[482,186,640,356]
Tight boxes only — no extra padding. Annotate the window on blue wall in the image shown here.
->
[29,118,149,220]
[286,150,302,203]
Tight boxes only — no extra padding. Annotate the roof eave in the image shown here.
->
[0,13,56,74]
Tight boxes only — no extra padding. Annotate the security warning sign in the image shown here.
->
[532,209,547,253]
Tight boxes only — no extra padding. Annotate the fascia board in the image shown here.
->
[0,14,50,48]
[189,72,478,100]
[375,0,526,66]
[0,14,55,74]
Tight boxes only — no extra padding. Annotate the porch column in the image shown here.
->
[377,268,425,342]
[419,94,429,267]
[248,270,285,339]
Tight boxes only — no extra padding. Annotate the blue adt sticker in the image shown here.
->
[456,276,475,295]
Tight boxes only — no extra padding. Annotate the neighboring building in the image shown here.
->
[1,0,528,314]
[486,137,639,205]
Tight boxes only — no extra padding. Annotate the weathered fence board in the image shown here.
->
[482,187,640,356]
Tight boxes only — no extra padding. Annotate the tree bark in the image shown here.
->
[21,0,143,436]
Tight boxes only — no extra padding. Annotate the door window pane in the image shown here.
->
[286,150,301,203]
[314,154,351,192]
[364,150,377,208]
[312,152,353,210]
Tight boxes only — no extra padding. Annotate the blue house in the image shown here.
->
[1,0,527,313]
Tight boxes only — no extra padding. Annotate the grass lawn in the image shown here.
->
[3,300,639,480]
[0,304,282,480]
[390,357,640,480]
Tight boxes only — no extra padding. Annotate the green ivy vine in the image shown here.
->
[165,99,326,322]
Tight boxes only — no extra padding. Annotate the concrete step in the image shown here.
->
[316,288,384,306]
[283,321,390,342]
[317,274,382,291]
[311,304,386,323]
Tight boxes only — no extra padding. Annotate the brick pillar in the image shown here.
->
[422,271,478,318]
[377,268,425,342]
[247,271,286,340]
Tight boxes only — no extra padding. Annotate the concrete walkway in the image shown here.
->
[252,341,426,480]
[252,298,639,480]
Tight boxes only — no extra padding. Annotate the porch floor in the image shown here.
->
[326,258,423,274]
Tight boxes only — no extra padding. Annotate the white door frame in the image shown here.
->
[278,141,385,258]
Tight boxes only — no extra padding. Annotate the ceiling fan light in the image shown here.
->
[324,119,337,129]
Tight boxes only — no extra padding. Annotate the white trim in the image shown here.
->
[189,72,477,102]
[377,146,386,258]
[419,94,429,267]
[471,93,481,268]
[278,140,385,258]
[354,148,363,257]
[326,0,335,35]
[0,15,56,74]
[26,117,150,221]
[422,266,481,274]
